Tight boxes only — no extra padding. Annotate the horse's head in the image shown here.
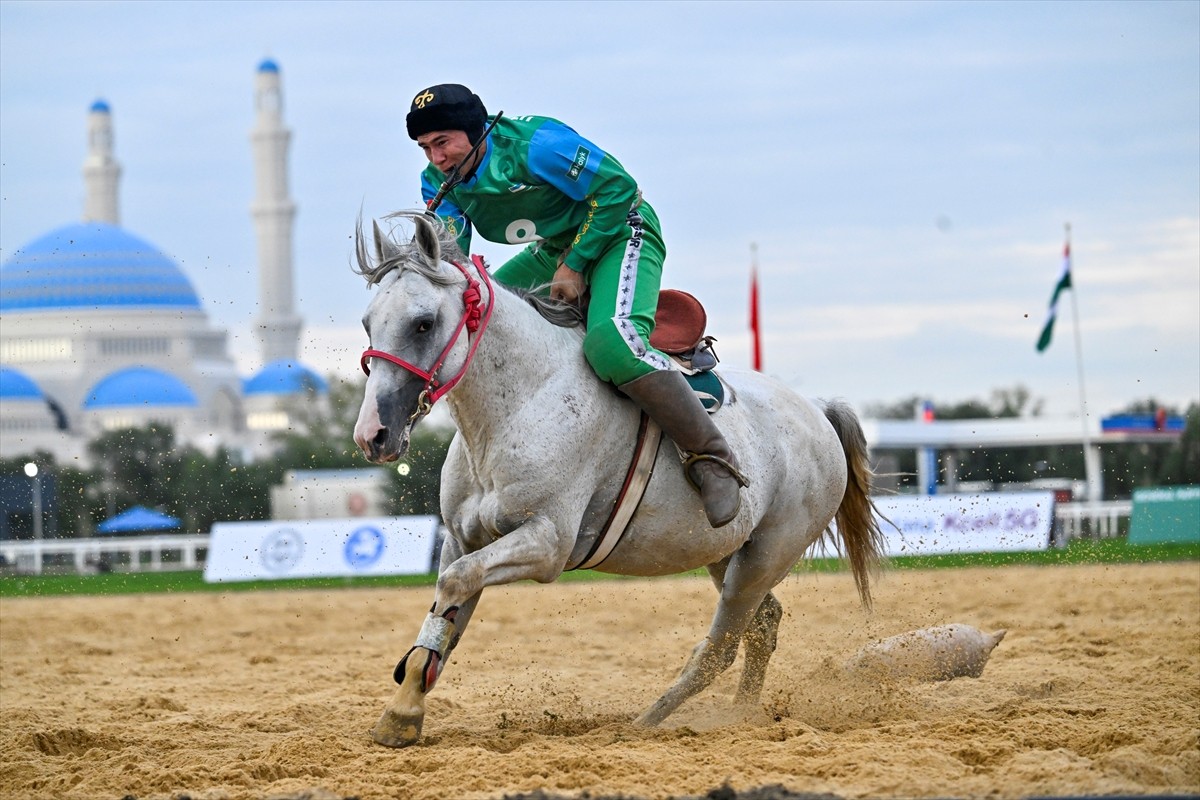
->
[352,212,474,463]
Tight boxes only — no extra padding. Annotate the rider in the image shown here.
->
[405,83,747,528]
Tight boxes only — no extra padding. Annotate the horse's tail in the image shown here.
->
[823,399,888,611]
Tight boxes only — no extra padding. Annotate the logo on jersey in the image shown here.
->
[567,146,590,181]
[505,219,541,243]
[413,90,435,109]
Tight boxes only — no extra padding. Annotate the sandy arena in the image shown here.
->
[1,562,1197,800]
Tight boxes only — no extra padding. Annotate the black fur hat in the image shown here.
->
[406,84,487,143]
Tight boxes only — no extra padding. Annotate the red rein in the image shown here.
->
[360,254,494,416]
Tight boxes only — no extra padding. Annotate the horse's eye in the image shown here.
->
[415,318,433,334]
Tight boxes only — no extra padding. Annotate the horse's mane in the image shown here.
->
[515,285,585,330]
[353,210,584,331]
[353,211,464,288]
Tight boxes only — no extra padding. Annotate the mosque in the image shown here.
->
[0,60,328,464]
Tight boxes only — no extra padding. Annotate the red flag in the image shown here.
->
[750,263,763,371]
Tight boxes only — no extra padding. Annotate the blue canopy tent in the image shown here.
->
[97,506,180,534]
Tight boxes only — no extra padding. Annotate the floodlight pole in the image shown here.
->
[24,462,43,575]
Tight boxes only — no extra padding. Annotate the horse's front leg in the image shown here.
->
[369,534,478,748]
[370,514,569,748]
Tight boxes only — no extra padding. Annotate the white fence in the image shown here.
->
[0,502,1136,577]
[0,534,209,576]
[1055,500,1132,541]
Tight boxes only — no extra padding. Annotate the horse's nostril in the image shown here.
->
[373,427,389,447]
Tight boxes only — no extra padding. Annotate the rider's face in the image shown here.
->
[417,130,480,175]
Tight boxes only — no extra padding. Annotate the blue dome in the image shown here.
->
[0,366,44,400]
[84,367,198,409]
[90,99,110,113]
[244,360,328,396]
[257,58,280,74]
[1,222,201,312]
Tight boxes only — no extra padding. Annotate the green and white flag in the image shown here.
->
[1036,241,1072,353]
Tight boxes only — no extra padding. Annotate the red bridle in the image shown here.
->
[360,254,495,422]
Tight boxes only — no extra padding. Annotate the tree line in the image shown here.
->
[2,382,1196,539]
[2,378,454,538]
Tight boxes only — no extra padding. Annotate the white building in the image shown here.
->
[0,61,326,464]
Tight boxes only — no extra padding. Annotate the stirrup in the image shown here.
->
[680,451,750,493]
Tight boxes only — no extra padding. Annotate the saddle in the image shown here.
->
[650,289,724,412]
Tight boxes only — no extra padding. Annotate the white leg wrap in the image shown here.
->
[414,612,456,656]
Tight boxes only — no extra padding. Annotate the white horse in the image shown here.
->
[353,213,886,747]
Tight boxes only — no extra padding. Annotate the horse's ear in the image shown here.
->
[412,213,442,268]
[372,220,397,264]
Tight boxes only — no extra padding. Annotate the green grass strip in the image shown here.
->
[808,537,1200,572]
[1,538,1195,599]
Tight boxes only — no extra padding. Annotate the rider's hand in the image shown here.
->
[550,261,585,305]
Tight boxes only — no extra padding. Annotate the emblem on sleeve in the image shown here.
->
[567,146,590,181]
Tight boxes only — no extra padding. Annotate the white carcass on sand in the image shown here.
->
[844,624,1007,681]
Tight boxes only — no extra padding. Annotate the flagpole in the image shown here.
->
[1065,222,1100,505]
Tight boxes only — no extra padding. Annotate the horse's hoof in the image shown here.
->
[632,708,664,728]
[370,709,423,748]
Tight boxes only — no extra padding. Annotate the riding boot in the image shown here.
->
[619,370,749,528]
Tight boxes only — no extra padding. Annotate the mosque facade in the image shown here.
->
[0,60,327,465]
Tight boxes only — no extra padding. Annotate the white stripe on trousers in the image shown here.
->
[612,210,671,373]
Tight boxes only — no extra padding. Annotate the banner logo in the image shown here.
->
[260,528,304,574]
[344,526,386,569]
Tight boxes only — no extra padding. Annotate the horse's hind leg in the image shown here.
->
[700,561,782,710]
[635,523,802,728]
[634,589,765,727]
[635,561,777,727]
[704,560,784,706]
[736,591,782,705]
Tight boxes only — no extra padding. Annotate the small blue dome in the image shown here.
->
[244,360,328,396]
[0,366,44,400]
[257,58,280,74]
[1,222,201,312]
[84,367,198,409]
[90,99,110,113]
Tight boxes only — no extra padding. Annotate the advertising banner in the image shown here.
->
[830,491,1056,556]
[204,515,439,583]
[1128,485,1200,545]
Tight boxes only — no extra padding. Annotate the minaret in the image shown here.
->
[83,99,121,224]
[250,58,302,364]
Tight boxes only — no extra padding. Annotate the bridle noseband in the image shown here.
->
[360,254,494,424]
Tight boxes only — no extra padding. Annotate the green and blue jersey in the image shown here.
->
[421,115,647,273]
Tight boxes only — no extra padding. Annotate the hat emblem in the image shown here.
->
[413,90,435,109]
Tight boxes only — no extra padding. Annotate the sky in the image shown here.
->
[1,0,1197,420]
